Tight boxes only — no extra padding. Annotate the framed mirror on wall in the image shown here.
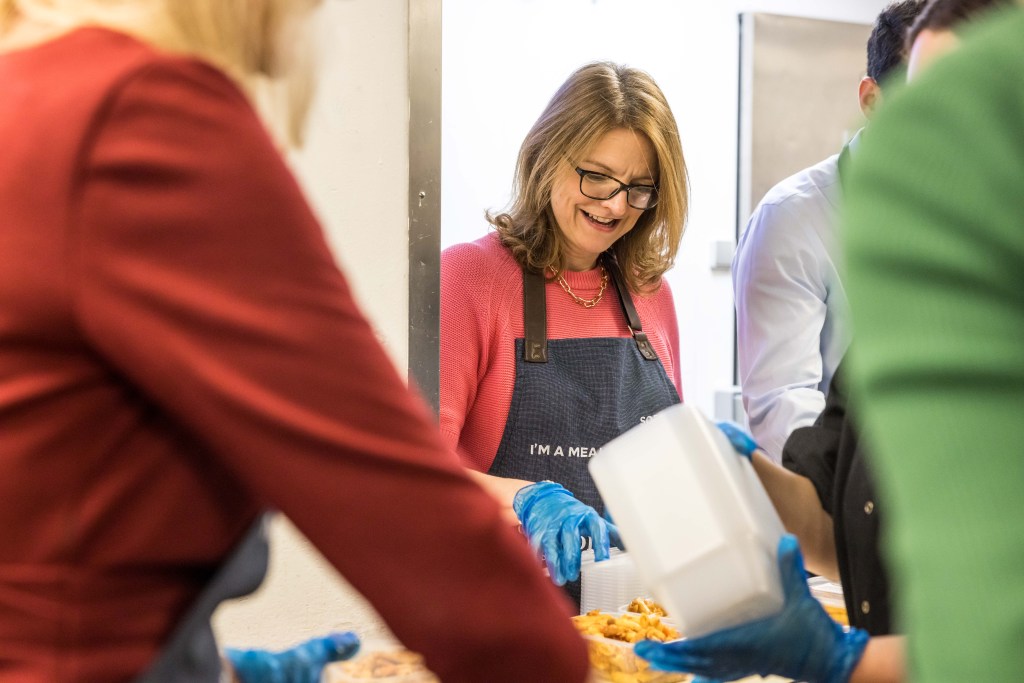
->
[738,12,872,231]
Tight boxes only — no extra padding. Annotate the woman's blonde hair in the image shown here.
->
[0,0,319,145]
[490,61,689,293]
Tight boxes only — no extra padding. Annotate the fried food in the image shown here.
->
[325,648,439,682]
[625,597,668,617]
[573,610,679,643]
[572,610,688,683]
[822,602,850,626]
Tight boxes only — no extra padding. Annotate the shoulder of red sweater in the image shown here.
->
[634,276,674,303]
[441,233,523,322]
[49,27,248,112]
[54,26,241,92]
[443,232,511,261]
[442,234,520,282]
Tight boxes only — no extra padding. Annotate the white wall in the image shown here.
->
[441,0,892,419]
[213,0,409,650]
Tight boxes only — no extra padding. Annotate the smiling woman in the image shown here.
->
[551,128,660,271]
[492,61,688,293]
[439,60,688,606]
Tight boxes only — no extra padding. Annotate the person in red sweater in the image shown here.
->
[0,2,590,682]
[441,61,689,597]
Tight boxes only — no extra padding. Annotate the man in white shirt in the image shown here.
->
[732,1,924,462]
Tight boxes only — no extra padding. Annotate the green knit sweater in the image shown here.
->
[844,7,1024,681]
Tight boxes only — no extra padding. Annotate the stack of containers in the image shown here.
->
[588,403,786,637]
[808,576,849,626]
[579,549,649,615]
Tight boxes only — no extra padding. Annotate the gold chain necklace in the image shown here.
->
[555,266,608,308]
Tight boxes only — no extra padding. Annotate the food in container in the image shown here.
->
[621,597,668,617]
[322,647,439,683]
[572,610,689,683]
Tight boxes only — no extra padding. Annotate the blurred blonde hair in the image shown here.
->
[0,0,320,145]
[490,61,689,293]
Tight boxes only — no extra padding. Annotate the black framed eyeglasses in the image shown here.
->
[575,167,659,210]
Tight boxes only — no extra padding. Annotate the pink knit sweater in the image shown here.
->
[441,233,683,472]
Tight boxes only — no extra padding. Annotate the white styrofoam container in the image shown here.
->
[588,403,785,637]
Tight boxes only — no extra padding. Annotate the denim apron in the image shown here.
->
[488,255,680,603]
[134,513,271,683]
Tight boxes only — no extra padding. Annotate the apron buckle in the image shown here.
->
[631,329,658,361]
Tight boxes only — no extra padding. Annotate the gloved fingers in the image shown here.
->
[776,533,811,602]
[324,632,360,661]
[601,508,626,550]
[581,509,611,562]
[284,633,360,683]
[227,632,362,683]
[225,649,283,683]
[556,514,585,584]
[538,531,567,586]
[607,520,625,551]
[637,535,868,683]
[634,639,711,673]
[715,421,758,458]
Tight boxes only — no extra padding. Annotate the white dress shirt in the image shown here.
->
[732,137,857,462]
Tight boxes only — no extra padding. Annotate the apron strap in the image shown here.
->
[604,255,659,361]
[523,268,548,363]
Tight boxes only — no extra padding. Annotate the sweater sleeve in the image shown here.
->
[844,11,1024,681]
[71,58,588,683]
[438,239,513,470]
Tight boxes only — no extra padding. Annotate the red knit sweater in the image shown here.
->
[0,28,587,683]
[441,234,683,472]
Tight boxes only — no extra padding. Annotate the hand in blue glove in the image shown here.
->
[513,481,618,586]
[602,508,625,552]
[634,534,868,683]
[226,632,360,683]
[715,421,760,459]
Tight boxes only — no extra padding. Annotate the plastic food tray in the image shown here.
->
[808,576,849,626]
[583,635,690,683]
[580,550,650,614]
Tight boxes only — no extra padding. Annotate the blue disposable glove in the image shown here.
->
[634,534,869,683]
[226,632,360,683]
[715,421,760,459]
[513,481,618,586]
[603,508,625,552]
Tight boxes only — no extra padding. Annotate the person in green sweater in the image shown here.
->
[634,3,1019,683]
[842,5,1024,681]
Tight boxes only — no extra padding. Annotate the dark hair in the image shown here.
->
[866,0,926,86]
[905,0,1015,53]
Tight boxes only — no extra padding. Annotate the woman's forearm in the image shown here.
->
[466,469,534,525]
[750,451,839,580]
